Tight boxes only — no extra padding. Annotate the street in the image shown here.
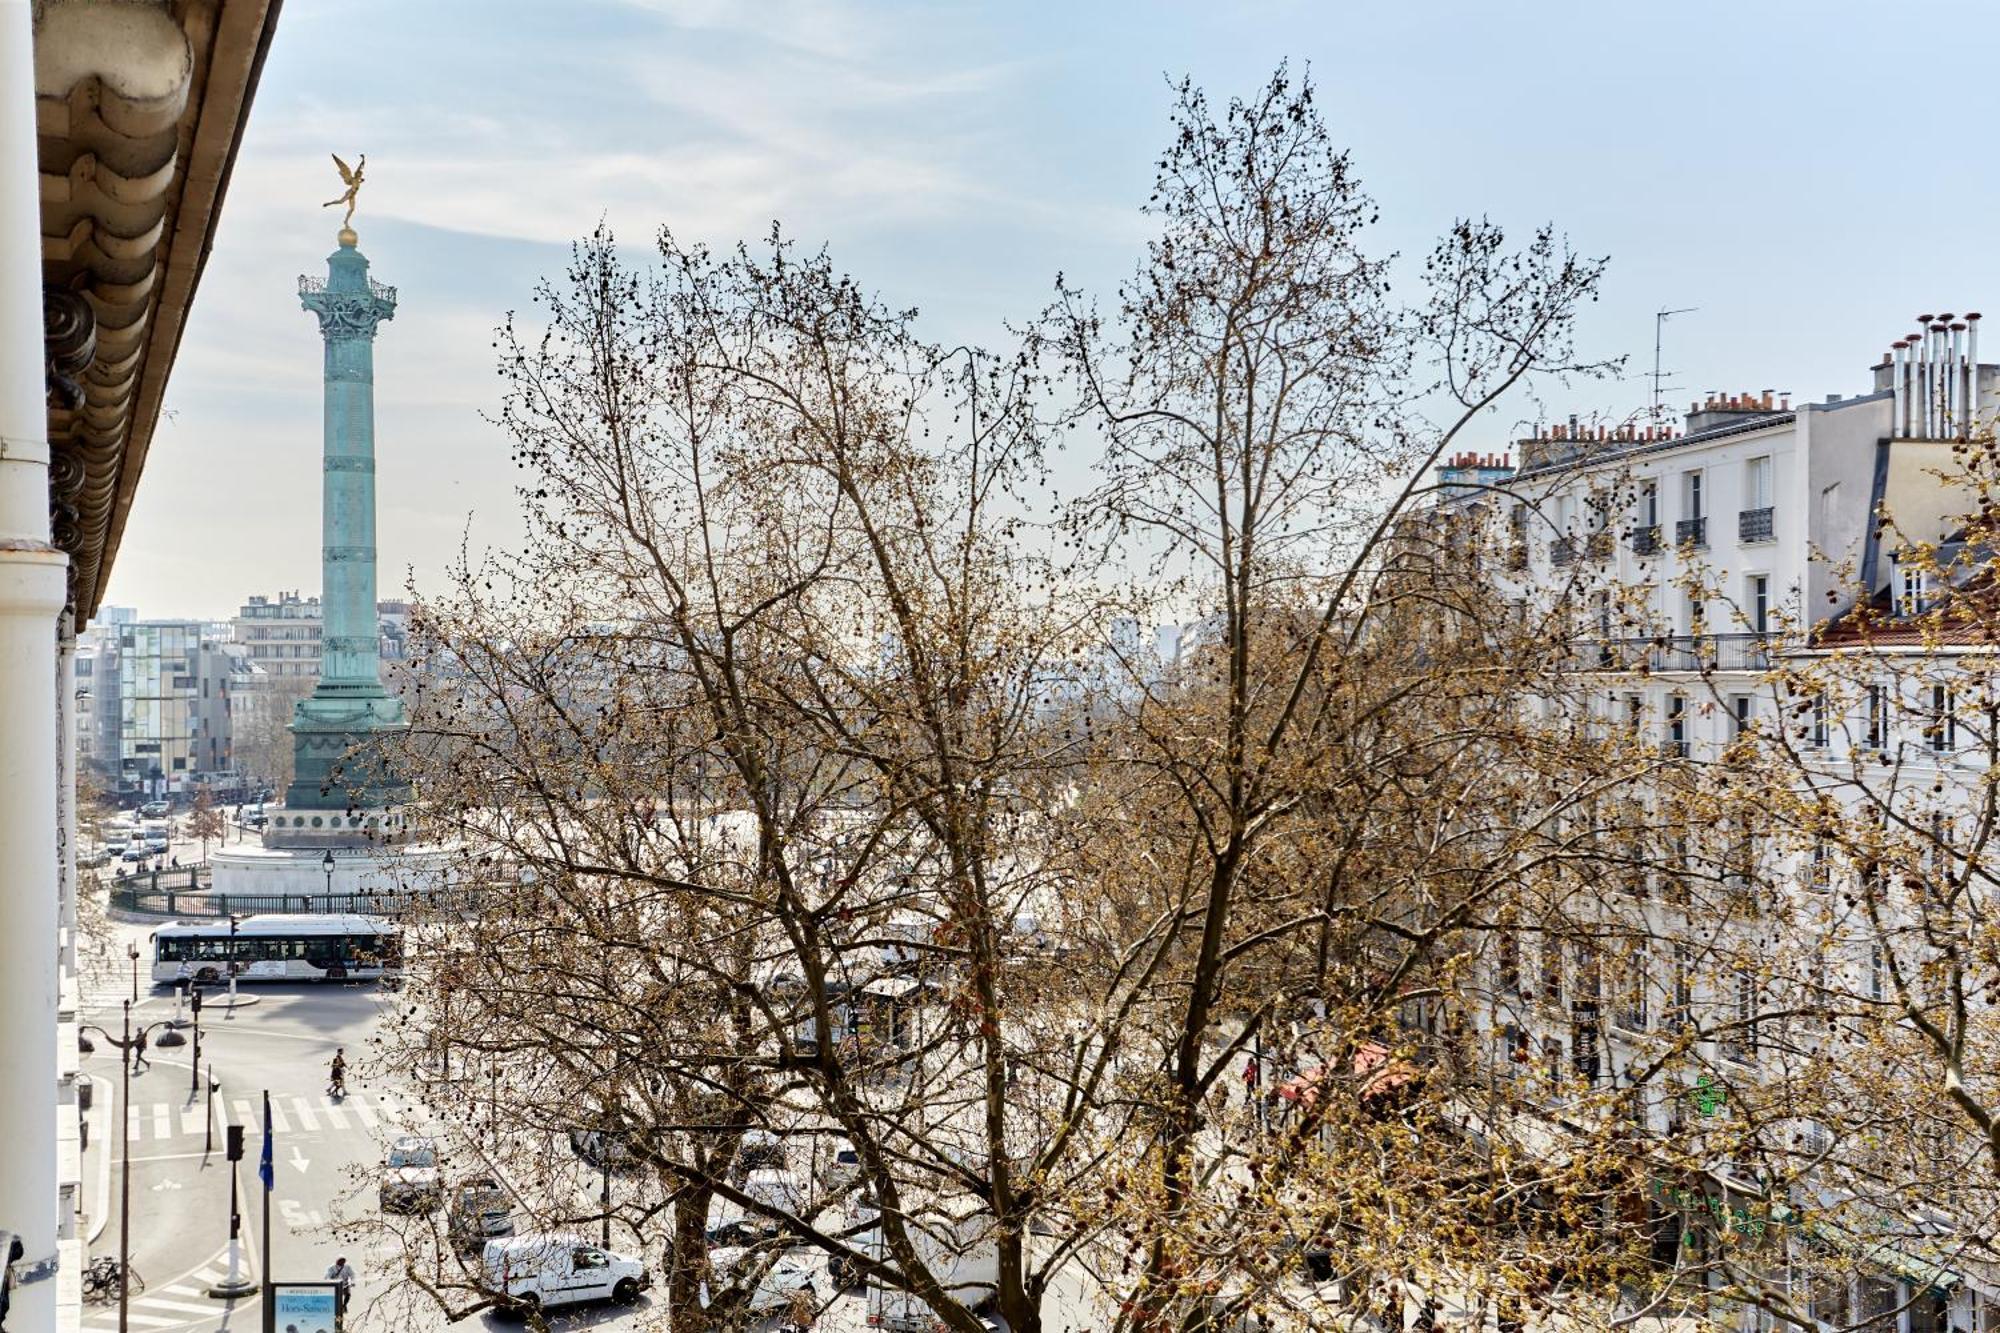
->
[74,914,884,1333]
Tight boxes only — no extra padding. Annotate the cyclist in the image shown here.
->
[326,1256,356,1316]
[328,1048,348,1098]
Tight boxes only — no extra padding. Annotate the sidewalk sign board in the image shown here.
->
[269,1280,341,1332]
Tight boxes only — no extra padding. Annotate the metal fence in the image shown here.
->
[110,865,209,892]
[109,884,434,919]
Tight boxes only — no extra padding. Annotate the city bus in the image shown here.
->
[150,914,403,985]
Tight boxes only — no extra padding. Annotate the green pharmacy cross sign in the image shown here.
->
[1692,1074,1727,1116]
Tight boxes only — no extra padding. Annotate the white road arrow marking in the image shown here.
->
[148,1179,183,1191]
[288,1145,310,1173]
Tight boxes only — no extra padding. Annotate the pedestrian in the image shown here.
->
[325,1256,355,1317]
[131,1026,149,1073]
[170,855,178,869]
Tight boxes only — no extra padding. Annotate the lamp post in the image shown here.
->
[204,1065,217,1157]
[79,1000,185,1332]
[322,846,335,904]
[127,940,139,1005]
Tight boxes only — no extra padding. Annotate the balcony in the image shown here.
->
[1631,525,1661,556]
[1648,633,1772,672]
[1739,507,1774,543]
[1585,531,1614,560]
[1561,633,1774,674]
[1550,537,1577,567]
[1675,517,1707,549]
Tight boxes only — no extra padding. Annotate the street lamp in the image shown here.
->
[79,1000,185,1333]
[127,941,139,1005]
[322,846,335,902]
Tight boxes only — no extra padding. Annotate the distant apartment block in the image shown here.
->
[232,590,411,677]
[80,620,253,800]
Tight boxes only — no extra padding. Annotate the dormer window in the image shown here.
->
[1898,564,1933,617]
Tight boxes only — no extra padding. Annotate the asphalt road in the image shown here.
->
[74,914,879,1333]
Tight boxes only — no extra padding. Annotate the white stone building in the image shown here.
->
[1451,317,2000,1333]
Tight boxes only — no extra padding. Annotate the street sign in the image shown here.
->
[270,1280,341,1333]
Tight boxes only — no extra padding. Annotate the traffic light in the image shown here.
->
[226,1124,244,1161]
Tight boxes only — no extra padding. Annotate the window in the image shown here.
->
[1730,694,1753,739]
[1685,593,1705,637]
[1641,481,1658,529]
[1623,693,1642,735]
[1746,455,1773,510]
[1539,935,1562,1007]
[1615,943,1649,1032]
[1928,684,1956,752]
[1573,941,1602,1003]
[1748,574,1770,634]
[1807,839,1832,892]
[1666,695,1688,758]
[1899,563,1933,617]
[1684,470,1704,520]
[1543,1036,1565,1091]
[1666,951,1692,1033]
[1809,692,1829,747]
[1496,930,1521,996]
[1865,685,1887,750]
[1725,967,1758,1065]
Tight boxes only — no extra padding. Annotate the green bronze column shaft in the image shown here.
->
[289,230,407,812]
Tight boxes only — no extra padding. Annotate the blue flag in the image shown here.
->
[258,1094,274,1191]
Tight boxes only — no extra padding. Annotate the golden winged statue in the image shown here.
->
[323,152,366,230]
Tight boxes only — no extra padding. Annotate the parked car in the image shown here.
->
[77,848,111,869]
[704,1246,814,1315]
[138,800,170,818]
[818,1138,862,1194]
[706,1216,782,1249]
[568,1125,642,1171]
[448,1177,515,1253]
[482,1233,649,1318]
[120,844,149,863]
[740,1167,810,1218]
[378,1134,441,1212]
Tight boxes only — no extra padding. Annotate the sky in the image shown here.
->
[107,0,2000,620]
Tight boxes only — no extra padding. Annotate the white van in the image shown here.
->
[481,1233,649,1316]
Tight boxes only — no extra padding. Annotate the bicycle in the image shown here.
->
[80,1255,143,1303]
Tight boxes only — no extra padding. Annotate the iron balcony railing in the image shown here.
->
[1631,525,1661,556]
[1569,633,1773,673]
[1550,537,1577,566]
[1584,531,1614,560]
[1675,517,1707,549]
[1739,507,1774,542]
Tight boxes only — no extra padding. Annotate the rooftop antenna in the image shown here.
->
[1652,306,1698,423]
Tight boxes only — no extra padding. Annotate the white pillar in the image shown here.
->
[0,2,75,1327]
[57,613,75,979]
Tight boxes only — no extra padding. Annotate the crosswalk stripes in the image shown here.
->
[81,1261,250,1330]
[111,1089,406,1145]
